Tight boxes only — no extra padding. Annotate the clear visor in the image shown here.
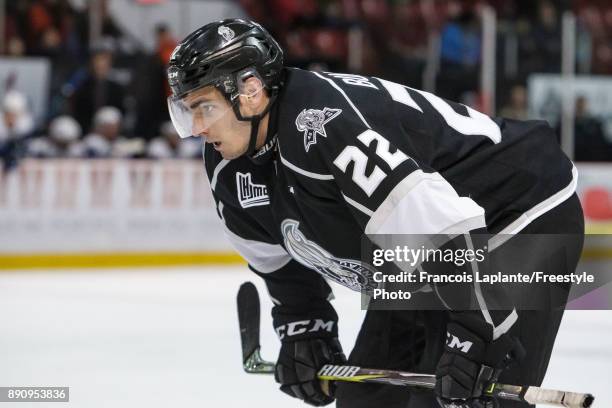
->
[167,69,265,139]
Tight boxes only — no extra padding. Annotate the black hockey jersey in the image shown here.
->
[203,68,577,341]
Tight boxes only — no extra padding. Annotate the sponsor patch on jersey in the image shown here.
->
[295,107,342,152]
[236,172,269,208]
[281,219,378,292]
[217,25,235,42]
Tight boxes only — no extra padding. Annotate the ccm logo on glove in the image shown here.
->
[446,331,473,353]
[276,319,335,340]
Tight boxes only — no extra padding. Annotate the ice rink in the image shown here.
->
[0,265,609,407]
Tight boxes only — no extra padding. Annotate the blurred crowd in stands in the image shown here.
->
[1,0,612,170]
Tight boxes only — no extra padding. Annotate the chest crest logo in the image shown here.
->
[295,107,342,152]
[236,172,269,208]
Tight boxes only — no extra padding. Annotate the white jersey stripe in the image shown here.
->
[313,72,371,128]
[223,225,292,273]
[279,150,335,180]
[488,164,578,251]
[211,159,230,191]
[342,193,374,217]
[465,233,518,340]
[365,170,486,235]
[493,309,518,340]
[377,78,423,112]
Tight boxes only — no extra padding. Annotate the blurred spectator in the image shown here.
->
[369,1,431,86]
[98,0,125,41]
[81,106,143,158]
[32,26,63,56]
[70,46,126,133]
[147,121,201,160]
[500,85,529,120]
[27,115,84,158]
[6,37,27,57]
[56,6,88,62]
[0,91,35,141]
[26,0,54,51]
[440,11,481,67]
[0,90,35,170]
[436,5,481,101]
[2,0,612,165]
[155,24,177,70]
[132,25,175,141]
[573,96,612,161]
[519,1,562,75]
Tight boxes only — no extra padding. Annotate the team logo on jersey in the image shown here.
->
[218,25,235,42]
[295,107,342,152]
[281,219,378,292]
[236,172,269,208]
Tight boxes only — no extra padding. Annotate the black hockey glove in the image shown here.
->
[275,335,346,406]
[435,321,525,408]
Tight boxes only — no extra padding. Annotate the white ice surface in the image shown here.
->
[0,266,608,407]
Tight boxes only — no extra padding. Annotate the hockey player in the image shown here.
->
[166,19,585,408]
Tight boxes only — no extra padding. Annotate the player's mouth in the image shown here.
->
[210,141,222,150]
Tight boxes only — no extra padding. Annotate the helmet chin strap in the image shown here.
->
[230,90,279,157]
[246,115,262,156]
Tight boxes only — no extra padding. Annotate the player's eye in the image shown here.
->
[189,102,216,116]
[200,104,218,117]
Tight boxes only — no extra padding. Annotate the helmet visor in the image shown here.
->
[167,69,266,139]
[167,92,237,139]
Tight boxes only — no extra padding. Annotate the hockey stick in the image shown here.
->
[237,281,275,374]
[237,282,594,408]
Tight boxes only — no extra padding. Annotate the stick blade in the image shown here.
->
[237,281,261,364]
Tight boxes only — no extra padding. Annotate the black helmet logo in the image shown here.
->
[217,25,235,42]
[167,65,180,86]
[167,19,283,104]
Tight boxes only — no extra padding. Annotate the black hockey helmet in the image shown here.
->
[167,18,284,101]
[167,19,283,157]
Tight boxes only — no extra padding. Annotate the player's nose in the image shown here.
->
[192,116,209,138]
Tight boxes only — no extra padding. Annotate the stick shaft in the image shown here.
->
[242,350,593,408]
[317,365,593,408]
[236,283,594,408]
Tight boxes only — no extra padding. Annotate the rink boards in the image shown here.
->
[0,160,610,269]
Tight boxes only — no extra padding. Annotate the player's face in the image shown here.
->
[182,86,251,159]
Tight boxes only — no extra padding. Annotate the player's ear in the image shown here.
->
[239,76,266,114]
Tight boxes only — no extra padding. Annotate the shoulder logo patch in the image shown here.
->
[218,25,235,42]
[236,172,269,208]
[295,107,342,152]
